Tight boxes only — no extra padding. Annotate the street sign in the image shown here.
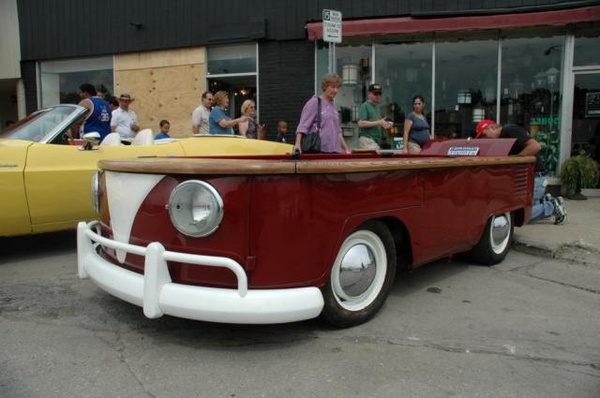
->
[322,9,342,43]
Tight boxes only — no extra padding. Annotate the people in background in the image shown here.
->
[208,91,247,135]
[275,120,288,143]
[192,91,213,135]
[96,84,110,100]
[238,99,265,139]
[71,83,111,140]
[402,95,431,154]
[476,119,566,225]
[106,96,119,112]
[357,83,390,147]
[293,73,350,154]
[154,119,171,139]
[110,93,140,143]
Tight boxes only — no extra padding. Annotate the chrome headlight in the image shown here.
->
[91,170,103,213]
[167,180,224,237]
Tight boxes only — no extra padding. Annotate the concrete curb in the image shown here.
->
[513,237,600,267]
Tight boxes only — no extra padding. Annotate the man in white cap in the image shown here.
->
[475,119,566,225]
[110,93,140,143]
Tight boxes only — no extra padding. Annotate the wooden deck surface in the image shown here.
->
[98,155,536,175]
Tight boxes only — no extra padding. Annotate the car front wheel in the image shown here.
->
[320,221,397,328]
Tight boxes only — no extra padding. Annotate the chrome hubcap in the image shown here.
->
[338,243,376,299]
[331,230,387,311]
[490,213,510,254]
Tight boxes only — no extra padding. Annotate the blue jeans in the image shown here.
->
[530,175,554,222]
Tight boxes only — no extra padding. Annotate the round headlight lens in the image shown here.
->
[91,170,102,213]
[167,180,224,237]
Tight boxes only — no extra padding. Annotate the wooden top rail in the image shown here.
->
[98,155,536,176]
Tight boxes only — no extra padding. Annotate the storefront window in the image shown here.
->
[434,31,498,139]
[375,40,432,136]
[501,28,565,174]
[207,43,256,74]
[332,42,371,118]
[573,24,600,67]
[314,26,579,167]
[39,57,113,108]
[319,37,434,148]
[207,43,257,118]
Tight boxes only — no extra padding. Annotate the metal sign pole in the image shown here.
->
[329,44,336,74]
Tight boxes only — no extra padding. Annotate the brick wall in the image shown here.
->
[259,40,314,142]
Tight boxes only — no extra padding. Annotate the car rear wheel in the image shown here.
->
[320,221,397,328]
[469,212,513,265]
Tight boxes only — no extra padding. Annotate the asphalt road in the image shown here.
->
[1,231,599,398]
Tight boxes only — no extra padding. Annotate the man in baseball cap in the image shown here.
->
[475,119,496,138]
[368,83,382,94]
[474,118,566,225]
[357,83,390,147]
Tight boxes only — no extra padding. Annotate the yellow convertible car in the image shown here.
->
[0,104,292,237]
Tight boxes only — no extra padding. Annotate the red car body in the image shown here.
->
[78,139,534,327]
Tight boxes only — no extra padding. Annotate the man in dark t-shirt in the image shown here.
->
[475,120,566,225]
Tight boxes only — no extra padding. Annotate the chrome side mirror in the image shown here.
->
[80,132,101,150]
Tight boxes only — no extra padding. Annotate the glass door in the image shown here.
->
[571,71,600,164]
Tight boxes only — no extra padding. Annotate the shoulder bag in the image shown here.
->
[301,97,322,153]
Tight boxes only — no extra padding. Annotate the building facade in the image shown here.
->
[3,0,600,174]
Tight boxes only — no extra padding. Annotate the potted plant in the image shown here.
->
[559,151,600,200]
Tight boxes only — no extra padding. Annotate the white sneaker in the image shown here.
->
[552,196,567,225]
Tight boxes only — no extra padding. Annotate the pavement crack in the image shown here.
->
[98,331,157,398]
[523,271,600,294]
[385,338,600,371]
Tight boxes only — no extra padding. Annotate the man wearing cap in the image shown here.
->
[71,83,111,140]
[110,93,140,143]
[357,83,391,147]
[475,120,566,225]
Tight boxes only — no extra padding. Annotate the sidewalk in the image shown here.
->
[513,196,600,266]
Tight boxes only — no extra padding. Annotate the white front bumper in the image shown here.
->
[77,221,324,324]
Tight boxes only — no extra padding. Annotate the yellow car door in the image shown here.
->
[24,141,186,234]
[0,140,32,236]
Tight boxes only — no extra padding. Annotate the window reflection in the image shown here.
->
[375,41,432,132]
[207,43,257,74]
[574,23,600,67]
[39,57,114,108]
[318,26,570,168]
[502,29,564,174]
[332,39,433,148]
[435,32,498,139]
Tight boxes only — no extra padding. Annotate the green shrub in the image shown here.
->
[560,152,600,189]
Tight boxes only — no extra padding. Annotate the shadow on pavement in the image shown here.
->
[0,230,77,264]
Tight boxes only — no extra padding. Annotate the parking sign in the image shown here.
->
[322,9,342,43]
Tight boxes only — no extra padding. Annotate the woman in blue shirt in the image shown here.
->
[402,95,431,154]
[208,91,247,134]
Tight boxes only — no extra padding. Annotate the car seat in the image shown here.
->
[132,129,155,146]
[100,132,122,146]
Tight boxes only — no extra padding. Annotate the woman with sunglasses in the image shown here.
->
[237,99,265,139]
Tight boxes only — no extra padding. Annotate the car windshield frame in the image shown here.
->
[0,104,87,143]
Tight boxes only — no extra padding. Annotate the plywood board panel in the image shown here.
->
[116,48,205,70]
[115,49,206,138]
